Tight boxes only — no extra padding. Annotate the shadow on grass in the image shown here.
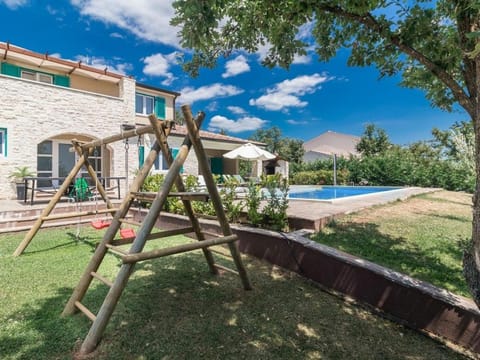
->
[0,250,466,359]
[23,232,98,256]
[312,221,469,297]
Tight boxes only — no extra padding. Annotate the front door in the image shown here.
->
[58,143,75,178]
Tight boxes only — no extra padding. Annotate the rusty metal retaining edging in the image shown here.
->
[148,211,480,355]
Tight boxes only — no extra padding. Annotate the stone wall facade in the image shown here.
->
[0,74,141,199]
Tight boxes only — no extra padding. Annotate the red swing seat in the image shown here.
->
[90,219,111,230]
[120,228,136,239]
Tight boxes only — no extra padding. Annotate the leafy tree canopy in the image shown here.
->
[172,0,478,117]
[249,126,304,163]
[356,123,392,156]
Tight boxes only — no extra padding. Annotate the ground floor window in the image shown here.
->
[36,140,102,187]
[153,148,182,172]
[0,128,7,157]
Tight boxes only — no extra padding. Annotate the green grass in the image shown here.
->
[312,190,472,297]
[0,225,469,359]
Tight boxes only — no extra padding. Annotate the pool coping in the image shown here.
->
[288,185,406,203]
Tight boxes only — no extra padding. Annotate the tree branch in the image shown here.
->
[318,4,476,117]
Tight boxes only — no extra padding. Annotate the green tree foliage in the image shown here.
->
[171,0,480,306]
[249,126,304,163]
[356,124,392,156]
[249,127,283,154]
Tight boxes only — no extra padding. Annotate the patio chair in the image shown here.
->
[232,174,247,185]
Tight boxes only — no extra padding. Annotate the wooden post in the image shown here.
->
[77,113,205,355]
[13,152,87,256]
[148,114,218,275]
[183,105,252,290]
[62,138,164,317]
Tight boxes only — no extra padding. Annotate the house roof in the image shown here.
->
[304,131,360,157]
[171,124,265,146]
[0,42,124,83]
[0,42,180,97]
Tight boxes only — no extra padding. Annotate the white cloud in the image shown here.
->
[208,115,267,133]
[177,83,244,105]
[206,102,219,112]
[0,0,27,9]
[70,0,180,47]
[222,55,250,78]
[110,32,124,39]
[227,106,246,115]
[142,52,178,84]
[292,54,311,65]
[249,73,331,111]
[286,119,308,125]
[75,55,133,75]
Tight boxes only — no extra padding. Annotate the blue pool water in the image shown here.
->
[288,186,401,201]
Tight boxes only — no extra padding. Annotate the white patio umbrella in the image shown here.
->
[223,143,276,161]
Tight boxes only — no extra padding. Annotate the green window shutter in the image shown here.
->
[138,145,145,168]
[210,157,223,175]
[54,75,70,87]
[171,148,183,173]
[155,96,166,119]
[1,62,20,77]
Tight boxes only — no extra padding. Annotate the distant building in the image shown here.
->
[303,131,360,162]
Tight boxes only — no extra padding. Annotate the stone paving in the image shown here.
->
[0,186,438,232]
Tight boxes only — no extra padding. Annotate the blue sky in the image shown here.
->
[0,0,466,145]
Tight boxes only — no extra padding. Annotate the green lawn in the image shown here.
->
[312,190,472,297]
[0,225,469,359]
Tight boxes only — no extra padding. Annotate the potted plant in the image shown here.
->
[9,166,35,200]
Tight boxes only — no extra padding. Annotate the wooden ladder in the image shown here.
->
[62,105,252,355]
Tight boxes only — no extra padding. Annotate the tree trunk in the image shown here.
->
[463,56,480,306]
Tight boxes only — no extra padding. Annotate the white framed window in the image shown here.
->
[0,128,7,157]
[153,151,169,171]
[21,70,53,84]
[135,93,154,115]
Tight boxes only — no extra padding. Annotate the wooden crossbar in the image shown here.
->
[109,227,195,246]
[76,121,175,150]
[131,191,210,202]
[41,208,118,221]
[105,244,128,256]
[214,263,239,275]
[119,219,143,227]
[90,272,113,288]
[75,301,96,322]
[122,234,238,264]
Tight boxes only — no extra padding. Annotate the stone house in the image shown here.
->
[0,42,255,199]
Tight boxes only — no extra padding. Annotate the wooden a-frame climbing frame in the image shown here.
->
[12,122,160,257]
[61,104,251,355]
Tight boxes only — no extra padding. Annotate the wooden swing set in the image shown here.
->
[13,104,251,355]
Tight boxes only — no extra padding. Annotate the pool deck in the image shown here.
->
[0,186,438,233]
[285,186,438,231]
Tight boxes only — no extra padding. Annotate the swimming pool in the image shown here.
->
[288,186,402,201]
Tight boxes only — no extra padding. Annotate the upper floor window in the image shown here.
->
[0,128,7,157]
[135,92,166,119]
[1,62,69,87]
[21,70,53,84]
[135,93,154,115]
